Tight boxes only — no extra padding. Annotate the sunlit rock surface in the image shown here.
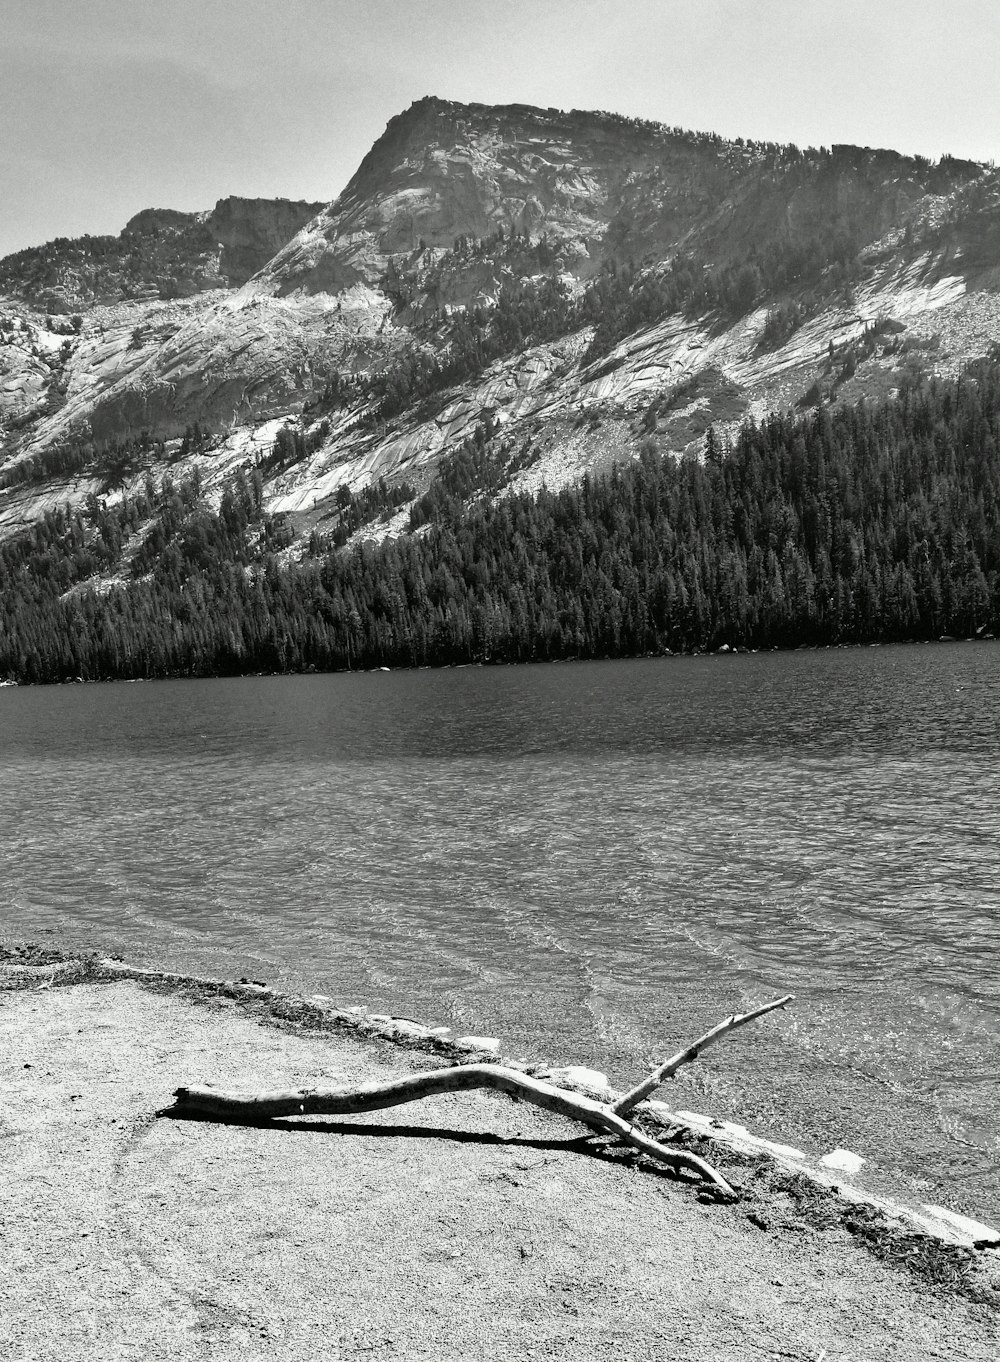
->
[3,96,1000,557]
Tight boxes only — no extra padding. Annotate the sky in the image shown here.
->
[3,0,1000,259]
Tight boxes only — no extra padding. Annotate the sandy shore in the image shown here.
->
[2,968,998,1361]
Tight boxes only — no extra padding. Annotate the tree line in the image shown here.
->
[1,362,999,683]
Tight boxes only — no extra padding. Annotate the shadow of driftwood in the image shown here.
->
[158,1106,694,1180]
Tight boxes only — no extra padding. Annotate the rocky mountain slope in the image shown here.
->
[3,95,1000,560]
[0,196,325,311]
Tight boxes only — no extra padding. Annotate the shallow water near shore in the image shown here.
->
[3,645,999,1221]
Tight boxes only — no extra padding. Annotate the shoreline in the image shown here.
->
[1,630,997,689]
[5,918,998,1231]
[3,942,999,1360]
[3,941,997,1260]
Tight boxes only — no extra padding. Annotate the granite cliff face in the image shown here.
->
[2,96,1000,551]
[254,98,646,294]
[254,98,977,301]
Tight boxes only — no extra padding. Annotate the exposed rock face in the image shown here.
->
[0,196,324,311]
[252,98,979,299]
[119,198,327,286]
[3,96,1000,550]
[254,97,629,294]
[206,197,329,287]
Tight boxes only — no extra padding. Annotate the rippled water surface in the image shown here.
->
[3,646,999,1219]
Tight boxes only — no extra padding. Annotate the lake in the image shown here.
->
[2,644,999,1222]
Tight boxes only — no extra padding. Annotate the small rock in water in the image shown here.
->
[819,1148,865,1176]
[455,1035,501,1053]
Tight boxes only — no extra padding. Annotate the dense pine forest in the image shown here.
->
[2,360,1000,684]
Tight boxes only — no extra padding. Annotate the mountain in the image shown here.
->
[0,196,326,310]
[2,94,1000,587]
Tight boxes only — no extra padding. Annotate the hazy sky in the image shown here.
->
[3,0,1000,259]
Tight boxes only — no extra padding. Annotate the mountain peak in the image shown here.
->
[253,95,985,300]
[2,94,999,568]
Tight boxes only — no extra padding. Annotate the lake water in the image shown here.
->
[2,645,999,1223]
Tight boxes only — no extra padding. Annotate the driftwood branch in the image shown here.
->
[168,998,799,1202]
[612,995,794,1118]
[170,1063,736,1197]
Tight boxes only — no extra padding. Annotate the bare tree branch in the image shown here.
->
[612,995,794,1118]
[169,1062,736,1197]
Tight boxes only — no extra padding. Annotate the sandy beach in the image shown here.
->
[2,959,998,1361]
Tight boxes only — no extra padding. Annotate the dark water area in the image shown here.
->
[2,644,999,1223]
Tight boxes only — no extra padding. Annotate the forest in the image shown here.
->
[1,361,999,684]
